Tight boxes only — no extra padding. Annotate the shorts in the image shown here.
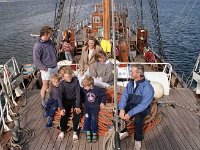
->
[40,67,58,80]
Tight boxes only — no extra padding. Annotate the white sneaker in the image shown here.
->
[134,140,141,150]
[119,131,129,140]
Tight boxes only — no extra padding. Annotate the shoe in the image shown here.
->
[44,112,49,118]
[119,131,129,140]
[45,119,53,128]
[58,132,65,140]
[92,133,97,143]
[134,140,141,150]
[73,132,79,142]
[86,131,91,142]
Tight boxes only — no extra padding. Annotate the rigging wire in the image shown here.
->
[185,0,198,18]
[166,0,197,32]
[68,0,72,25]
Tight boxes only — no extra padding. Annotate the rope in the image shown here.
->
[103,128,115,150]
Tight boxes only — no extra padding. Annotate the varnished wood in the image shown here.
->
[6,88,199,150]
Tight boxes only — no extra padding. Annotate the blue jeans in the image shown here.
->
[45,99,58,118]
[65,51,72,61]
[84,106,99,133]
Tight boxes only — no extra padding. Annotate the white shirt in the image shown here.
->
[88,49,94,60]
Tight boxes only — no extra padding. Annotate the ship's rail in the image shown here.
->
[57,61,172,95]
[3,57,25,106]
[0,57,26,137]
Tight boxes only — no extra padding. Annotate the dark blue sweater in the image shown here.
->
[49,85,59,101]
[82,86,106,108]
[33,39,57,70]
[58,77,81,109]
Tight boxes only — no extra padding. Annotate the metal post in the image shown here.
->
[112,0,120,149]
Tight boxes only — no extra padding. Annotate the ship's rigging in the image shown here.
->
[53,0,165,58]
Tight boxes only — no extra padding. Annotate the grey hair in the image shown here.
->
[130,64,144,77]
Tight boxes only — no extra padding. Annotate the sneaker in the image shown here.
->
[73,132,78,142]
[119,131,129,140]
[58,132,65,140]
[134,140,141,150]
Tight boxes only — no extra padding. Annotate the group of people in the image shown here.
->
[33,26,154,149]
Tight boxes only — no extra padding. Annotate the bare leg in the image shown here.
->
[41,80,49,106]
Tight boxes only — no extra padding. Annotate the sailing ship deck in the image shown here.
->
[18,87,200,150]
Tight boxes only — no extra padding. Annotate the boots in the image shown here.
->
[134,140,141,150]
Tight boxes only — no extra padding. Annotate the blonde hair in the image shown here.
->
[50,74,60,82]
[81,75,94,87]
[58,66,68,79]
[63,66,73,75]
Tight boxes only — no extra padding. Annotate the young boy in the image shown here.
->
[44,74,60,128]
[81,75,106,142]
[57,67,81,141]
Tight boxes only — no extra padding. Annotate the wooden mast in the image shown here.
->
[103,0,111,40]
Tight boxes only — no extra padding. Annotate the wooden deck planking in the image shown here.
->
[145,130,160,150]
[24,95,44,149]
[165,107,195,150]
[161,114,186,150]
[120,139,127,150]
[162,88,200,149]
[125,136,134,150]
[19,91,40,127]
[170,89,200,136]
[154,123,174,150]
[171,89,199,125]
[16,88,200,150]
[58,131,71,150]
[158,118,181,150]
[98,135,104,150]
[150,126,168,150]
[169,89,200,148]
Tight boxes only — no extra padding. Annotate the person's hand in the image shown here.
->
[79,70,83,76]
[100,103,105,109]
[74,108,81,114]
[96,77,102,81]
[60,109,65,116]
[44,68,48,72]
[119,109,125,120]
[124,114,131,121]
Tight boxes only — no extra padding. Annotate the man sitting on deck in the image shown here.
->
[118,64,154,150]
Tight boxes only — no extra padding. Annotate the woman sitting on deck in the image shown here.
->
[57,67,81,141]
[89,51,114,88]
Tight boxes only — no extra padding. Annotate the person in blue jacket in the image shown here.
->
[118,64,154,150]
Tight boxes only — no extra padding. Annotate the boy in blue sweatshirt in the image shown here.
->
[81,75,106,142]
[118,64,154,150]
